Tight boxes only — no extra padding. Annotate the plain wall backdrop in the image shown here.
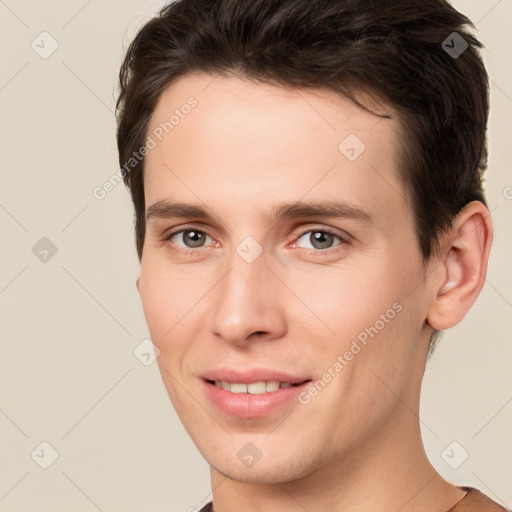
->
[1,1,511,510]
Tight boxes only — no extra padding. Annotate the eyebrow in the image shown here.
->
[146,199,372,224]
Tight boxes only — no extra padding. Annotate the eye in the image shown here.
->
[161,226,349,257]
[164,228,214,253]
[294,229,347,252]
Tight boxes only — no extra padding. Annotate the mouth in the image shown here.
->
[201,374,313,418]
[205,379,308,394]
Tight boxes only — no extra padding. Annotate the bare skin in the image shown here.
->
[136,72,492,511]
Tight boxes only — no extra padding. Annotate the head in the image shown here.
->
[116,0,492,484]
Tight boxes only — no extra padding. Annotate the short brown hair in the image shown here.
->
[116,0,489,265]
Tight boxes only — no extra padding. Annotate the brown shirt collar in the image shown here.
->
[198,486,509,512]
[448,487,508,512]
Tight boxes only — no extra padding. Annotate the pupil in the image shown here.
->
[185,230,204,247]
[311,231,332,249]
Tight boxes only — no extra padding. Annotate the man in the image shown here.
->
[116,0,506,510]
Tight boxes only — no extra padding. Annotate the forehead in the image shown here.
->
[143,72,409,232]
[147,72,395,144]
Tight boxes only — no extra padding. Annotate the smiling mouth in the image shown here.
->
[205,379,311,394]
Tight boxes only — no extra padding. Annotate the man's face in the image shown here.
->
[139,72,432,483]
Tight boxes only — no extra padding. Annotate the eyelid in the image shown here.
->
[160,223,351,255]
[161,225,216,253]
[291,223,352,243]
[290,227,350,256]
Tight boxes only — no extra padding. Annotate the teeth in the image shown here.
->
[230,383,247,393]
[266,381,280,392]
[248,382,266,394]
[213,380,296,394]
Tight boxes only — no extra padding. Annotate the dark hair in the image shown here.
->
[116,0,489,352]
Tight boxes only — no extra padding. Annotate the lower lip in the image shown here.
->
[202,380,311,418]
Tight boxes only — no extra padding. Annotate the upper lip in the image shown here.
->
[201,368,311,384]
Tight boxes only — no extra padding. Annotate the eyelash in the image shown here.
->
[161,226,350,257]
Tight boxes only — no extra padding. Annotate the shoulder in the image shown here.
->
[197,490,509,512]
[450,487,509,512]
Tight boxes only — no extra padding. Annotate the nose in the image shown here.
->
[209,247,287,347]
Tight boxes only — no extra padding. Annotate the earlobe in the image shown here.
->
[427,201,493,331]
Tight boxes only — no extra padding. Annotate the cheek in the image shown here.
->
[138,257,197,339]
[139,263,202,406]
[138,270,190,400]
[286,260,404,340]
[288,255,423,387]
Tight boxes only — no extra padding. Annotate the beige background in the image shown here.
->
[0,1,511,510]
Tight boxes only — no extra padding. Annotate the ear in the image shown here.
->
[426,200,493,330]
[135,276,141,294]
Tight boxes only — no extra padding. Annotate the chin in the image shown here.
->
[207,449,318,485]
[213,464,303,485]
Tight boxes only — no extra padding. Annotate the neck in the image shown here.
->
[209,421,464,512]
